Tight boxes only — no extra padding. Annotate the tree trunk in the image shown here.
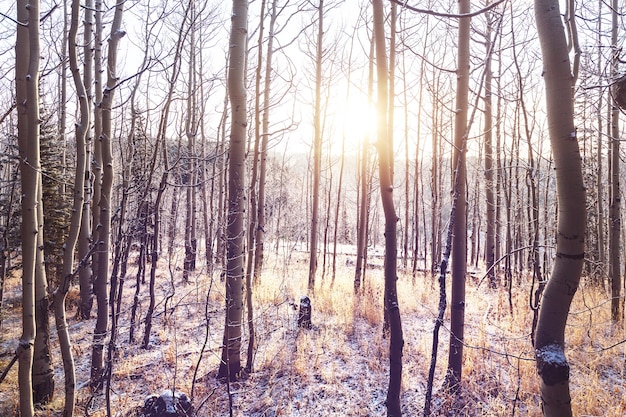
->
[595,0,606,285]
[608,0,621,322]
[51,0,89,413]
[446,0,470,390]
[244,0,266,372]
[372,1,403,415]
[184,7,199,282]
[91,0,103,324]
[355,35,375,294]
[16,0,41,414]
[483,3,496,288]
[33,173,54,405]
[77,0,94,320]
[430,75,441,275]
[308,0,324,292]
[143,173,167,349]
[533,1,586,415]
[218,0,248,381]
[91,0,125,390]
[254,0,278,283]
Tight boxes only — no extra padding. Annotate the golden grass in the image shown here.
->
[1,251,626,416]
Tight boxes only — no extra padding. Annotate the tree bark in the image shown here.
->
[254,0,278,283]
[372,0,403,415]
[244,0,266,372]
[533,1,586,415]
[608,0,621,322]
[52,0,89,412]
[308,0,324,292]
[91,0,125,390]
[16,0,41,414]
[355,35,375,294]
[77,0,94,320]
[218,0,248,380]
[446,0,470,390]
[483,2,496,288]
[33,178,54,405]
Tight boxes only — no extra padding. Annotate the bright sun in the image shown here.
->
[334,93,378,154]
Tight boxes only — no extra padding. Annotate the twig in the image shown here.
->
[476,245,555,288]
[0,11,27,27]
[0,351,19,384]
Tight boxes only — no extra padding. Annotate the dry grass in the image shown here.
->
[1,251,625,416]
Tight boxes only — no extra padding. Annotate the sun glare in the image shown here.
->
[336,94,378,153]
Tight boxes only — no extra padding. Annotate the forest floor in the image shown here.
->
[1,249,626,416]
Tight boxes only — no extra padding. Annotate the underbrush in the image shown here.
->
[0,251,624,416]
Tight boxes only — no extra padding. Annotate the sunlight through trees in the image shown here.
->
[2,0,626,416]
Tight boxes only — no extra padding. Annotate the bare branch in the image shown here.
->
[390,0,507,19]
[0,11,27,27]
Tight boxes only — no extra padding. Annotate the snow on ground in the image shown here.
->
[1,250,626,416]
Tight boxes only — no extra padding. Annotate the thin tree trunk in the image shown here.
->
[355,34,375,294]
[321,162,332,282]
[91,0,125,390]
[609,0,621,322]
[512,15,544,339]
[77,0,94,320]
[244,0,266,372]
[33,173,53,405]
[332,18,357,286]
[253,0,277,283]
[430,75,441,275]
[52,0,89,412]
[372,1,403,415]
[446,0,470,390]
[91,0,103,324]
[218,0,248,381]
[15,1,39,414]
[184,6,199,282]
[484,3,496,288]
[595,0,606,285]
[0,166,17,330]
[143,172,167,349]
[308,0,324,292]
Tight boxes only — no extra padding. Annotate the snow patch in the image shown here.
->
[536,343,567,366]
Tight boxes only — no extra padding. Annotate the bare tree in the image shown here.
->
[218,0,248,381]
[372,0,403,414]
[533,0,586,415]
[15,0,41,414]
[254,0,279,282]
[446,0,470,390]
[51,0,89,413]
[308,0,324,292]
[355,27,374,294]
[483,1,496,288]
[183,4,199,282]
[91,0,125,390]
[77,0,94,320]
[608,0,620,322]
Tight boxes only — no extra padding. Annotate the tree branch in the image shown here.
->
[390,0,507,19]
